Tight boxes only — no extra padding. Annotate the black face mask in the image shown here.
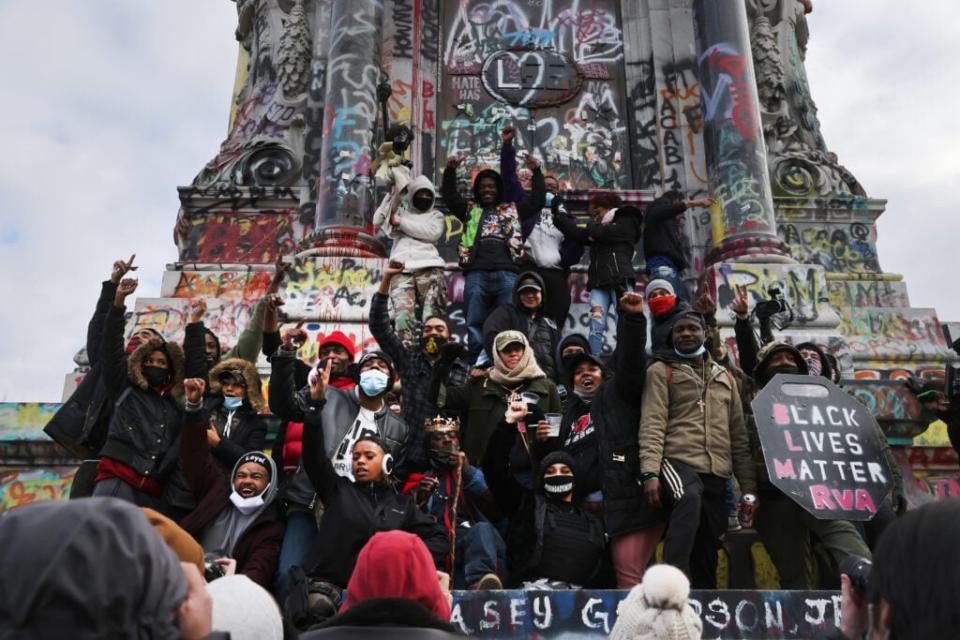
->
[142,365,170,389]
[759,364,800,387]
[543,474,575,498]
[420,335,448,357]
[561,353,583,373]
[412,193,434,212]
[428,441,460,467]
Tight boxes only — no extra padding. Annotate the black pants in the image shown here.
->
[661,459,728,588]
[535,267,572,330]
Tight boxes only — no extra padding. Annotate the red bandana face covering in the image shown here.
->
[648,295,677,317]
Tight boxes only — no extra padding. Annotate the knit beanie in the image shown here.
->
[646,279,675,297]
[207,575,284,640]
[610,565,703,640]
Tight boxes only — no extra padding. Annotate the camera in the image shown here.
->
[754,286,788,320]
[839,555,872,594]
[203,552,226,582]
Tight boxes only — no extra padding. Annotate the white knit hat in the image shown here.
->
[609,565,702,640]
[645,279,675,297]
[207,575,284,640]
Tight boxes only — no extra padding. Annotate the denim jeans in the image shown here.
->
[464,269,518,359]
[455,521,507,587]
[274,509,318,600]
[588,287,618,356]
[646,256,687,302]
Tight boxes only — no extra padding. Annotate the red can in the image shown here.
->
[739,493,757,529]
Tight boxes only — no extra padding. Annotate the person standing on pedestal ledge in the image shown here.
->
[372,172,448,349]
[642,192,714,302]
[441,127,546,363]
[553,192,642,356]
[639,311,757,588]
[499,125,583,331]
[92,277,185,510]
[369,259,471,473]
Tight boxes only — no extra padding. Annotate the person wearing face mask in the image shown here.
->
[646,279,693,360]
[639,311,757,588]
[45,255,165,499]
[500,141,583,329]
[92,277,186,510]
[441,126,546,362]
[288,360,448,627]
[534,293,662,588]
[401,416,505,590]
[481,271,560,380]
[795,340,905,547]
[370,260,471,472]
[177,378,284,590]
[160,358,270,521]
[372,174,449,348]
[743,341,872,588]
[431,331,561,488]
[553,333,591,401]
[266,326,362,599]
[504,451,606,589]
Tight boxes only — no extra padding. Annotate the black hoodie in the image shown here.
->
[481,270,560,379]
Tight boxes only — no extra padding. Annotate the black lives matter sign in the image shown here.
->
[751,374,893,520]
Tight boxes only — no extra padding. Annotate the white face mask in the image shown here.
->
[229,490,264,515]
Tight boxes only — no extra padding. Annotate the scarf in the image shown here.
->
[488,336,546,386]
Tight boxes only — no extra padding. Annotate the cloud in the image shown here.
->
[805,0,960,322]
[0,2,238,401]
[0,1,954,402]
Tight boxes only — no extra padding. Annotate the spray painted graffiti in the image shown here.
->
[827,279,909,309]
[839,308,950,362]
[439,0,630,190]
[0,467,76,513]
[780,222,880,273]
[0,403,60,441]
[128,298,257,351]
[316,1,383,228]
[709,263,835,326]
[175,210,310,264]
[450,589,839,638]
[163,271,274,301]
[284,257,384,320]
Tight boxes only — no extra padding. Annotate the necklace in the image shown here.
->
[688,359,709,414]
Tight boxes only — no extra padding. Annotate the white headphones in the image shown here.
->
[382,452,394,476]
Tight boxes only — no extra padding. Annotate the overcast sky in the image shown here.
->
[0,1,956,402]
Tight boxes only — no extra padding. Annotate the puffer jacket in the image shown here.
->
[373,174,446,272]
[270,348,410,507]
[481,271,559,379]
[98,306,184,481]
[44,280,118,458]
[553,206,642,290]
[639,354,757,494]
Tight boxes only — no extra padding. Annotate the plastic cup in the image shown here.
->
[545,413,562,437]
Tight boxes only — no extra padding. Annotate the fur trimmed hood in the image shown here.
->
[209,358,264,410]
[128,336,184,397]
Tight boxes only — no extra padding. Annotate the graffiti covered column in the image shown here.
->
[694,0,790,264]
[313,0,385,257]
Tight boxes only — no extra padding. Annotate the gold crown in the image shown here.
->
[424,415,460,434]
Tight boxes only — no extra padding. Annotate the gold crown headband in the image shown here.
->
[424,415,460,434]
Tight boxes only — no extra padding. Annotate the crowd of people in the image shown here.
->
[12,126,960,638]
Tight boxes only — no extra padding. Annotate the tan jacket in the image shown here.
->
[639,358,757,494]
